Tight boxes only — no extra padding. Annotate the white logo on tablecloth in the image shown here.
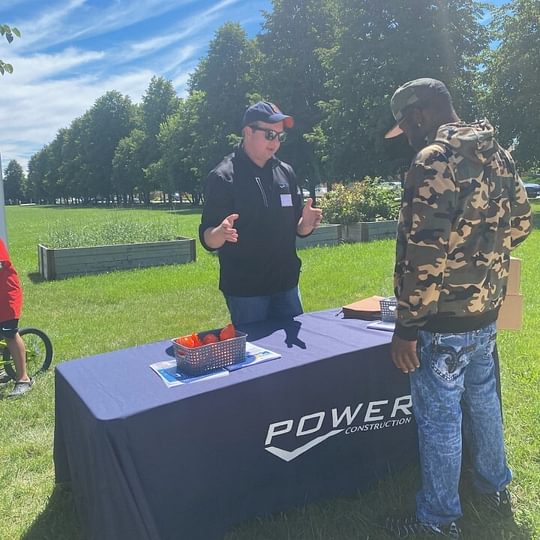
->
[264,395,412,462]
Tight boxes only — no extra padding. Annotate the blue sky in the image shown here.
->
[0,0,272,170]
[1,0,503,172]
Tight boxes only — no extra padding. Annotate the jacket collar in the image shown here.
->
[236,144,280,170]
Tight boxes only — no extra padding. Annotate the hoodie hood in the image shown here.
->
[431,120,498,166]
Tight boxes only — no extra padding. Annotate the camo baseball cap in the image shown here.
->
[385,78,452,139]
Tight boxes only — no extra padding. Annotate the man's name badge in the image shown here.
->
[280,194,293,207]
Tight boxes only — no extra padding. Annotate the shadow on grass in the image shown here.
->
[226,465,534,540]
[233,503,530,540]
[22,484,83,540]
[20,474,534,540]
[458,474,534,540]
[459,502,532,539]
[27,272,46,284]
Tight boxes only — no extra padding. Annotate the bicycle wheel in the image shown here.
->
[4,327,53,379]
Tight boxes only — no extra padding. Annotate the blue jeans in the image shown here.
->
[411,322,512,525]
[224,286,303,326]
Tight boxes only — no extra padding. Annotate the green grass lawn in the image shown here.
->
[1,204,539,540]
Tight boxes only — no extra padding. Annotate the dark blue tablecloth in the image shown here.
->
[54,309,418,540]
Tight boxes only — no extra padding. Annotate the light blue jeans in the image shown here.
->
[411,322,512,525]
[224,286,303,326]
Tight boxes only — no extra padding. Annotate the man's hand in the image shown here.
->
[391,334,420,374]
[219,213,239,243]
[203,213,239,249]
[297,198,323,236]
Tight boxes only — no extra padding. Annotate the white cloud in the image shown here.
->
[19,0,88,48]
[10,0,197,52]
[0,58,153,170]
[0,0,268,172]
[124,0,241,62]
[172,69,195,96]
[3,48,105,83]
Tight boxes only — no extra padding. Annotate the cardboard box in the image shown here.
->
[497,293,523,331]
[507,257,521,295]
[342,295,385,320]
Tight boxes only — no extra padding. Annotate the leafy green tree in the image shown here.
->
[158,93,209,203]
[26,142,64,204]
[58,116,86,203]
[140,76,180,165]
[189,23,261,170]
[3,159,25,203]
[314,0,489,181]
[144,160,170,203]
[26,150,49,204]
[257,0,339,192]
[483,0,540,168]
[79,91,137,201]
[112,129,146,203]
[42,130,73,203]
[0,24,20,75]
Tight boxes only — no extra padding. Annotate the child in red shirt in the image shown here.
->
[0,238,32,397]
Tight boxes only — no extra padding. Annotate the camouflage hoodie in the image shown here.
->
[394,120,532,340]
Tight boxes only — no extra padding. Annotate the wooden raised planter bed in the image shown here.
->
[342,220,398,243]
[296,223,342,249]
[38,237,196,280]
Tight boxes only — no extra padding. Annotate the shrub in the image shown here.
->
[41,216,180,248]
[318,177,400,224]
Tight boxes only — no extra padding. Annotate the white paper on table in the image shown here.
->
[224,342,281,372]
[366,320,395,332]
[150,359,229,387]
[150,342,281,386]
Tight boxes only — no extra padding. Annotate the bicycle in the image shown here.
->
[0,327,53,380]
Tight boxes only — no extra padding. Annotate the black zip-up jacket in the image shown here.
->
[199,147,304,297]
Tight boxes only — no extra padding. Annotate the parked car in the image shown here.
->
[524,182,540,199]
[380,181,402,192]
[302,185,328,198]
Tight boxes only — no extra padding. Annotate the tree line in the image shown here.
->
[3,0,539,205]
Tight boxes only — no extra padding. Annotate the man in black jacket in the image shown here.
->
[199,101,322,325]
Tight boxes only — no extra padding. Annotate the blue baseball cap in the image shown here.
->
[242,101,294,129]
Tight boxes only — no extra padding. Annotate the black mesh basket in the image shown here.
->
[172,329,247,376]
[379,297,397,322]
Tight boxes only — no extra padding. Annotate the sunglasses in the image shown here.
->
[249,125,287,142]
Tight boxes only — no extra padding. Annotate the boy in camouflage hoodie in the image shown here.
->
[384,78,531,539]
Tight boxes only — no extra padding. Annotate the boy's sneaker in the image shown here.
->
[480,488,513,518]
[0,369,12,383]
[385,515,461,539]
[7,378,33,398]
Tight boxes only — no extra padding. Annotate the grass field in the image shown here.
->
[1,204,538,540]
